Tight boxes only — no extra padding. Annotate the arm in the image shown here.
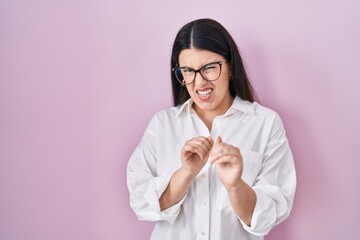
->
[159,168,194,210]
[210,113,296,236]
[160,136,214,210]
[127,115,180,223]
[127,113,214,223]
[244,114,296,236]
[209,136,256,226]
[227,179,256,226]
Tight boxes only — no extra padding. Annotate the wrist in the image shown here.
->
[226,178,247,193]
[179,167,198,180]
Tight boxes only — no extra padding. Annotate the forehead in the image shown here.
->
[178,48,223,68]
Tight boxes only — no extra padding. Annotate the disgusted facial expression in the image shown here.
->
[178,48,233,117]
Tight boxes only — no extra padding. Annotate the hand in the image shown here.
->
[181,136,214,177]
[209,136,243,191]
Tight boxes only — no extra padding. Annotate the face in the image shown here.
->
[178,48,233,117]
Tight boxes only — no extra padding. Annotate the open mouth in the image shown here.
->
[196,88,213,97]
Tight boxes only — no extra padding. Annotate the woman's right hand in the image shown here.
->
[180,136,214,177]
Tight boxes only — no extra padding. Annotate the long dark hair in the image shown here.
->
[171,18,256,106]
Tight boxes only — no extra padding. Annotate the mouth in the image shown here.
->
[196,88,213,100]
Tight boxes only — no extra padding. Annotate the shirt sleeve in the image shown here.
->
[240,113,297,236]
[126,114,185,224]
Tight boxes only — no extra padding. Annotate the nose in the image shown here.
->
[193,71,207,85]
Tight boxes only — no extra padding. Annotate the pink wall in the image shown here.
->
[1,1,359,239]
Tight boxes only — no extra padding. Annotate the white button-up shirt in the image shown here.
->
[127,96,296,240]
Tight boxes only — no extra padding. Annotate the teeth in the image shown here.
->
[197,89,212,96]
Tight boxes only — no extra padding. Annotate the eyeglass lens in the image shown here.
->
[174,62,222,85]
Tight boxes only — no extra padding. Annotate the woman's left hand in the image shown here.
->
[209,136,243,191]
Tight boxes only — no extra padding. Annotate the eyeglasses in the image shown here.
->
[172,60,226,86]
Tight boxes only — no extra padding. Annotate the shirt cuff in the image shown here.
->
[240,188,276,236]
[144,172,186,224]
[160,193,187,224]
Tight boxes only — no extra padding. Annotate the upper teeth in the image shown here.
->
[197,89,212,96]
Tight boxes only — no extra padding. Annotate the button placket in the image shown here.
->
[211,117,223,139]
[196,164,210,240]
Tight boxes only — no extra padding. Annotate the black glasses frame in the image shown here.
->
[172,60,226,86]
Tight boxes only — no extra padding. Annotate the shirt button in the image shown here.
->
[200,231,205,236]
[200,202,206,207]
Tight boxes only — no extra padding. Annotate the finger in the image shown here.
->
[182,136,214,161]
[207,136,214,148]
[209,145,241,162]
[190,137,213,154]
[216,136,223,144]
[212,142,240,156]
[207,136,214,149]
[210,153,241,165]
[201,136,214,152]
[200,137,213,152]
[210,142,227,160]
[189,142,209,160]
[181,146,196,160]
[212,136,224,153]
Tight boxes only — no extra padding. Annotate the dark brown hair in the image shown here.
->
[171,18,256,106]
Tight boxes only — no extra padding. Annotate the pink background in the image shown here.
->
[1,0,359,239]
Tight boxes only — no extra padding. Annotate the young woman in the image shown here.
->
[127,18,296,240]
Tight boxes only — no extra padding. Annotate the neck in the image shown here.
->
[194,96,234,131]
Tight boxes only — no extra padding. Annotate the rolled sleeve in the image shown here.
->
[127,114,185,224]
[240,187,289,236]
[143,173,186,224]
[128,152,185,224]
[241,114,296,236]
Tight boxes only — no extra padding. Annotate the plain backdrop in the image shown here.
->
[1,0,359,239]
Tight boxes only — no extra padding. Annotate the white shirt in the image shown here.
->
[127,96,296,240]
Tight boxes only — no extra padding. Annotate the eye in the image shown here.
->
[181,67,195,76]
[182,67,193,73]
[202,63,217,71]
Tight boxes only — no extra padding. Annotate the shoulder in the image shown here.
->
[148,105,181,127]
[233,96,280,120]
[250,102,285,128]
[253,102,279,118]
[252,102,288,138]
[151,99,191,120]
[233,97,278,119]
[152,106,180,119]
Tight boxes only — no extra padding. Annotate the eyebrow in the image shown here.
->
[179,60,223,69]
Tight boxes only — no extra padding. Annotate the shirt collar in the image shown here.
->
[226,96,255,115]
[175,96,255,118]
[175,98,194,118]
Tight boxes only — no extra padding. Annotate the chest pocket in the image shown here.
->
[215,149,263,212]
[241,149,263,186]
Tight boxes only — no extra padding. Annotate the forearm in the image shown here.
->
[227,179,256,226]
[159,167,195,211]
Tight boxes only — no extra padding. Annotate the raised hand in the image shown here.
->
[209,136,244,191]
[159,136,213,210]
[181,136,214,177]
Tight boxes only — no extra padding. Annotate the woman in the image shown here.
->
[127,18,296,240]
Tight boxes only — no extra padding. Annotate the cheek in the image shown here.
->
[215,78,230,92]
[185,85,195,96]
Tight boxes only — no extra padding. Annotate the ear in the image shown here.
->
[227,63,233,80]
